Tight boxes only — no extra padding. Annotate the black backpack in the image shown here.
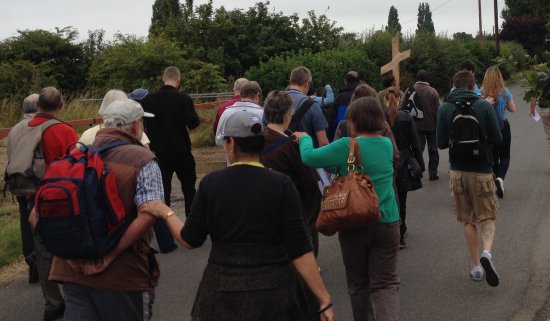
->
[449,98,485,162]
[288,97,315,132]
[402,86,424,120]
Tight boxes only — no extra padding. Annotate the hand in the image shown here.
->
[292,132,308,141]
[485,96,495,105]
[320,307,336,321]
[67,256,114,275]
[28,207,38,230]
[139,200,172,219]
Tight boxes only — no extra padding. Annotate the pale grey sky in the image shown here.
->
[0,0,506,41]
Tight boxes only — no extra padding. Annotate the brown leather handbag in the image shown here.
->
[315,138,381,236]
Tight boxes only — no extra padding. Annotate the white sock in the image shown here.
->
[482,250,492,259]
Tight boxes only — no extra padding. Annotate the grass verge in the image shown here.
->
[0,201,22,268]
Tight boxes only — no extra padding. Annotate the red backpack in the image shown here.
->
[35,141,133,259]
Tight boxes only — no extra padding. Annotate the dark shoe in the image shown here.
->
[495,177,504,198]
[429,175,439,181]
[44,305,65,321]
[28,264,39,284]
[159,243,177,254]
[480,252,499,287]
[399,239,407,249]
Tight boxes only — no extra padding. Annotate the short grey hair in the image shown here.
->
[99,89,126,116]
[102,119,133,132]
[22,94,39,114]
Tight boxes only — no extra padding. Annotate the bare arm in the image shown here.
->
[141,200,193,249]
[292,251,336,321]
[316,129,329,147]
[507,98,517,113]
[529,97,537,116]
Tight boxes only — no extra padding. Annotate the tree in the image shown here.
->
[416,3,435,34]
[453,32,474,41]
[87,35,225,94]
[500,16,547,55]
[300,11,343,52]
[0,28,87,93]
[149,0,182,38]
[385,6,402,34]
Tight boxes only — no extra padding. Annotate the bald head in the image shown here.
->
[345,71,360,85]
[38,87,63,112]
[22,94,39,114]
[233,78,248,95]
[163,66,181,83]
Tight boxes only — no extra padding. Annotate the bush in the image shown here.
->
[245,48,378,95]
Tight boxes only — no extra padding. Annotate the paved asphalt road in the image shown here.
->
[1,85,549,321]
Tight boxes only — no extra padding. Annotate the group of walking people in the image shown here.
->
[4,59,527,321]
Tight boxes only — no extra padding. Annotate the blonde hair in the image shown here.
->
[385,86,402,127]
[481,66,506,105]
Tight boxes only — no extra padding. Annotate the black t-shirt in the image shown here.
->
[181,165,312,260]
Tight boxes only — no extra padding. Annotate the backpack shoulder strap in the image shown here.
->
[93,141,132,154]
[262,136,293,155]
[288,98,316,131]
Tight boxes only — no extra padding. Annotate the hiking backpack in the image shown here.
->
[34,141,133,259]
[4,118,61,196]
[448,98,485,162]
[402,86,424,120]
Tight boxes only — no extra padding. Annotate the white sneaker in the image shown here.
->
[470,265,484,281]
[495,177,504,198]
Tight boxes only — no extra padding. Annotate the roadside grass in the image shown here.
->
[0,200,22,268]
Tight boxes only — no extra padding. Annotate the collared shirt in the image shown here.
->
[134,160,164,207]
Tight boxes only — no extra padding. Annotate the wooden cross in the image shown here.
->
[380,33,411,89]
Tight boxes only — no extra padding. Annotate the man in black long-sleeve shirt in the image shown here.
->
[141,66,200,251]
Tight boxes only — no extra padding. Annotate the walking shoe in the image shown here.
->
[480,252,500,287]
[495,177,504,198]
[44,305,65,321]
[399,239,407,249]
[470,265,484,281]
[429,175,439,181]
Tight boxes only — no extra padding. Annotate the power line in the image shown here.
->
[402,0,456,25]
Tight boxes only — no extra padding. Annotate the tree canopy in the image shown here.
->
[386,6,402,34]
[416,3,435,34]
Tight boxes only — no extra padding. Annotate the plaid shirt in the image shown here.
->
[134,160,164,207]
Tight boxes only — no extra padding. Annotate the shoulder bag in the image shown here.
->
[315,138,381,236]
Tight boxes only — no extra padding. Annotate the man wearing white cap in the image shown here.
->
[48,99,164,321]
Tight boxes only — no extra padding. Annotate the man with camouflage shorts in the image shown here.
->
[437,71,503,287]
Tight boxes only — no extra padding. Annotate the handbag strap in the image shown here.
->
[347,138,364,173]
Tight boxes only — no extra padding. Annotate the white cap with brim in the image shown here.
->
[221,110,263,138]
[102,99,154,127]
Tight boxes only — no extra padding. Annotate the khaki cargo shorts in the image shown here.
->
[449,170,499,224]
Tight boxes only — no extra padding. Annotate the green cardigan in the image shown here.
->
[299,136,399,223]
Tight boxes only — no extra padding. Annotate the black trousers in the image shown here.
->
[156,151,197,214]
[417,130,439,178]
[16,196,35,262]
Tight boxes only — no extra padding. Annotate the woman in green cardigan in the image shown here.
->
[294,97,400,321]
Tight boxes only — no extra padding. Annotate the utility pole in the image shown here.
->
[494,0,500,55]
[478,0,483,38]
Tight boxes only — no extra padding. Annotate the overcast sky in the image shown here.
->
[1,0,506,42]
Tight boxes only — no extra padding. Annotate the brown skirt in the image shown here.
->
[191,243,319,321]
